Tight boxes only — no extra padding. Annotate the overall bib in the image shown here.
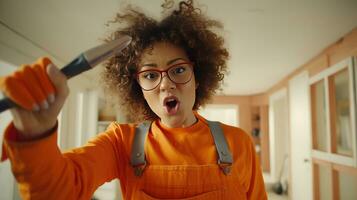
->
[123,120,247,200]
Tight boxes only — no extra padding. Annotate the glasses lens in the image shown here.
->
[168,64,193,84]
[136,63,193,91]
[137,71,161,90]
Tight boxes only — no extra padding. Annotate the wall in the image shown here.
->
[213,27,357,153]
[263,27,357,195]
[210,94,269,133]
[0,60,18,200]
[210,95,251,133]
[209,28,357,193]
[266,27,357,96]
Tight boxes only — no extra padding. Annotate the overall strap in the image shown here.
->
[206,120,233,175]
[130,121,151,177]
[130,120,233,176]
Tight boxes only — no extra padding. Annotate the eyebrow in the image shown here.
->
[141,57,187,68]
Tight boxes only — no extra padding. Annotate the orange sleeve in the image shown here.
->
[2,122,125,200]
[246,138,267,200]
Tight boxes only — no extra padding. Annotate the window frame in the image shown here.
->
[309,57,357,167]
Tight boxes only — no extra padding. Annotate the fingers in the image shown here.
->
[0,76,39,110]
[0,57,68,111]
[14,65,48,110]
[33,57,56,102]
[46,63,69,101]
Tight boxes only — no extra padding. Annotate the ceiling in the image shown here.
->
[0,0,357,95]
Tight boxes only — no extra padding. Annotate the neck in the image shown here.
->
[160,112,198,128]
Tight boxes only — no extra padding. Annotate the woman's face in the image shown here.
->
[138,42,198,128]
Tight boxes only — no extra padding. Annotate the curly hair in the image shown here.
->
[102,0,229,122]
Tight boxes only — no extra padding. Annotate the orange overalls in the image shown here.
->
[125,119,248,199]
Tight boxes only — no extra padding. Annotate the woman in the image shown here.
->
[1,0,267,199]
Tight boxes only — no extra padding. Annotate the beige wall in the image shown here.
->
[210,94,268,133]
[211,27,357,133]
[266,27,357,96]
[210,27,357,178]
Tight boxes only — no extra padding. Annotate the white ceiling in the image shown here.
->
[0,0,357,95]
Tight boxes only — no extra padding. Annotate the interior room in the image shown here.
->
[1,0,357,199]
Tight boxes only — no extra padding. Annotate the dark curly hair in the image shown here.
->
[102,0,229,122]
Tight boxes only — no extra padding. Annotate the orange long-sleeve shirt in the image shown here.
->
[1,114,267,199]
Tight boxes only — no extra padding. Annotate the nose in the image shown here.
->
[159,72,176,91]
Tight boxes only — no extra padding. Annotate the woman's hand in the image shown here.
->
[0,57,69,139]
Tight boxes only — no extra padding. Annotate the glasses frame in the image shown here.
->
[135,62,194,91]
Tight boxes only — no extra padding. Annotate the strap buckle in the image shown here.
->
[133,162,147,177]
[218,161,232,175]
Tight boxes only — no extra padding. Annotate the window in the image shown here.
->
[313,161,333,200]
[329,69,353,156]
[309,57,357,167]
[311,80,328,152]
[313,158,357,200]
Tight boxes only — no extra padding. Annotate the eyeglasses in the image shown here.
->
[135,62,194,91]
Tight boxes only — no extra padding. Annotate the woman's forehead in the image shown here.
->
[139,42,189,65]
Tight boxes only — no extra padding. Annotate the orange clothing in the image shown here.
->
[0,57,55,110]
[2,114,267,199]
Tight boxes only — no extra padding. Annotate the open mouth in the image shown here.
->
[163,96,180,115]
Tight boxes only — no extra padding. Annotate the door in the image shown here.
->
[268,88,289,185]
[288,71,313,200]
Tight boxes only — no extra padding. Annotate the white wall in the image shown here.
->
[198,104,239,127]
[267,89,289,185]
[0,60,18,200]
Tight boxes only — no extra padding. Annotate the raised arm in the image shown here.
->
[0,58,124,199]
